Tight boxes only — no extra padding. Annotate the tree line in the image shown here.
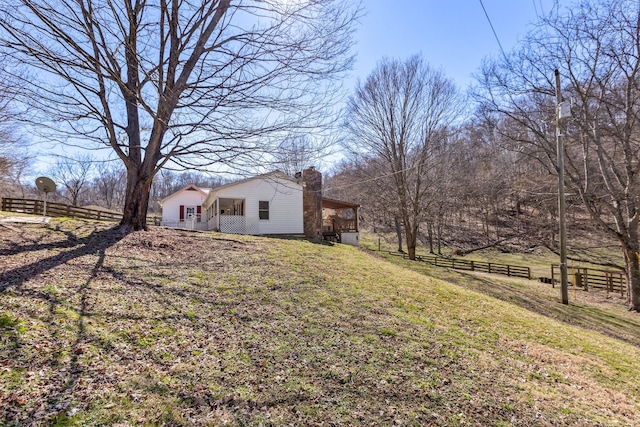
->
[1,0,640,310]
[325,0,640,310]
[1,155,224,215]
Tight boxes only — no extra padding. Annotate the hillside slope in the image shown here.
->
[1,219,639,426]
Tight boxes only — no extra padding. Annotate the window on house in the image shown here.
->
[186,206,195,219]
[259,201,269,220]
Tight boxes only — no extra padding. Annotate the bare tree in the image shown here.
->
[50,155,94,207]
[0,57,29,198]
[0,0,360,230]
[325,159,406,251]
[0,154,30,199]
[474,0,640,310]
[93,161,126,210]
[272,135,319,176]
[344,55,463,260]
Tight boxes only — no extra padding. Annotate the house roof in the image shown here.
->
[159,184,212,206]
[322,197,359,210]
[209,170,299,192]
[202,170,300,206]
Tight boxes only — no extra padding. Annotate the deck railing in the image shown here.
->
[323,218,357,233]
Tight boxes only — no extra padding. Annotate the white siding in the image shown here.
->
[212,176,303,235]
[161,189,207,223]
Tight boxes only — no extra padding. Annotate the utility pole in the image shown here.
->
[555,69,570,305]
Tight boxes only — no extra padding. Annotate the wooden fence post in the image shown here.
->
[574,272,582,291]
[583,269,588,292]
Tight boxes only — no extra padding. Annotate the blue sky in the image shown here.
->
[348,0,564,90]
[29,0,565,175]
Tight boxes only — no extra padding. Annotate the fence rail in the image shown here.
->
[2,197,122,222]
[376,244,628,297]
[384,251,531,280]
[551,265,626,296]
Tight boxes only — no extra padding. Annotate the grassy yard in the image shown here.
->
[1,218,639,426]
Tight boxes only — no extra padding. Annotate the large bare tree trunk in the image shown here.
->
[404,214,418,261]
[627,254,640,311]
[0,0,359,232]
[121,167,154,231]
[623,236,640,310]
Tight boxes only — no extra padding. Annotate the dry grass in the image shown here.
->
[1,218,639,426]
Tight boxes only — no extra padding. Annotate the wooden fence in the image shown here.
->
[1,198,122,222]
[385,251,531,280]
[377,245,628,297]
[551,265,626,296]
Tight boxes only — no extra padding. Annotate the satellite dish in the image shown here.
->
[35,177,56,217]
[36,176,56,193]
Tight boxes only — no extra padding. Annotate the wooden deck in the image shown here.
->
[322,218,358,243]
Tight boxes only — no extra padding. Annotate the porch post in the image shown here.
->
[216,198,220,231]
[354,206,359,232]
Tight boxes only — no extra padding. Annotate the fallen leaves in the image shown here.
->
[0,219,639,426]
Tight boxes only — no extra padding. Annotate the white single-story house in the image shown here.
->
[203,171,303,235]
[159,184,211,230]
[159,168,360,245]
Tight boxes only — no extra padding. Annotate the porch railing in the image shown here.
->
[219,215,259,235]
[323,218,357,233]
[160,218,207,230]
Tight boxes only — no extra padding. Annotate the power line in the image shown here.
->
[321,160,428,194]
[532,0,540,20]
[478,0,509,63]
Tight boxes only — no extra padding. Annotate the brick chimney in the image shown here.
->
[302,167,322,238]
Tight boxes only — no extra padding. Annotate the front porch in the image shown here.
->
[207,197,258,234]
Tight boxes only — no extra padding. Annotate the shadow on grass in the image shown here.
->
[384,254,640,348]
[1,225,130,424]
[43,246,107,424]
[0,226,127,292]
[264,235,336,246]
[448,271,640,346]
[1,224,239,424]
[461,273,640,347]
